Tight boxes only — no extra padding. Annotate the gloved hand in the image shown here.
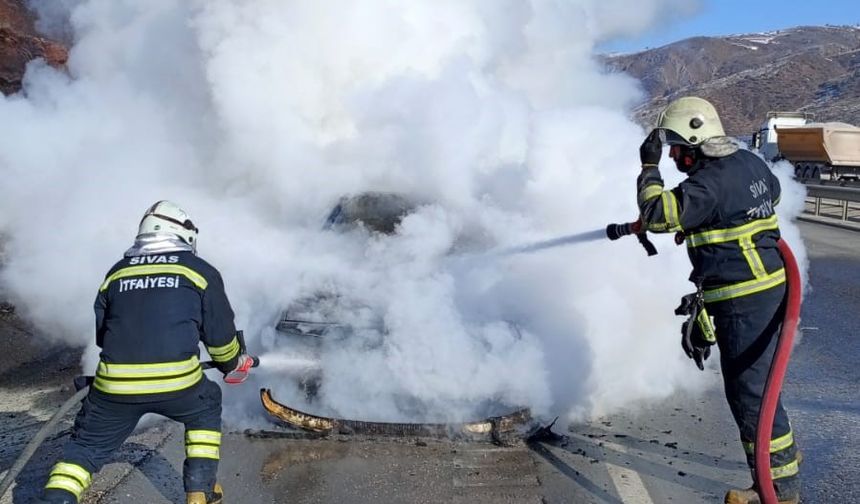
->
[224,354,258,385]
[675,292,716,371]
[680,318,714,371]
[640,129,663,167]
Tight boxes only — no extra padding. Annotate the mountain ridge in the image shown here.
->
[605,25,860,136]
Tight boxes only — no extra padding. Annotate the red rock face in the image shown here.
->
[0,0,68,95]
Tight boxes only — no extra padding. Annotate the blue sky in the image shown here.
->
[602,0,860,53]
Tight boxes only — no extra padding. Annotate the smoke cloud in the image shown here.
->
[1,0,806,426]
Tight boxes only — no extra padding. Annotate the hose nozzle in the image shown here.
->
[606,221,639,241]
[606,219,657,256]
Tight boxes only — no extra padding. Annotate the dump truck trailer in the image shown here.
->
[752,112,860,180]
[777,122,860,180]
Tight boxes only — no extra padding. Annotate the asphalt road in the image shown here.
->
[2,220,858,503]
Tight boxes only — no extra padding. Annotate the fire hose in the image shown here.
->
[607,222,801,504]
[0,332,259,501]
[756,238,801,504]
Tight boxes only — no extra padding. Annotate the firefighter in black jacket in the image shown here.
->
[38,201,252,504]
[636,97,800,504]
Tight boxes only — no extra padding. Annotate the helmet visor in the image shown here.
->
[658,128,694,146]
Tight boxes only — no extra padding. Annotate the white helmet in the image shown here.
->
[657,96,725,146]
[137,200,198,248]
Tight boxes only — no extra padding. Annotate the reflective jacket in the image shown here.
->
[637,148,784,305]
[93,251,239,402]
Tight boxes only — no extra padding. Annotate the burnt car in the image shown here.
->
[275,192,417,397]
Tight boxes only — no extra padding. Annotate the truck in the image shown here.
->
[751,111,860,180]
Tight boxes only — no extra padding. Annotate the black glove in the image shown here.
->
[681,318,714,371]
[640,129,663,167]
[675,292,716,371]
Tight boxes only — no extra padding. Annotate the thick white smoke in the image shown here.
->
[1,0,811,427]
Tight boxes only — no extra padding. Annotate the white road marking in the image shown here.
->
[569,433,655,504]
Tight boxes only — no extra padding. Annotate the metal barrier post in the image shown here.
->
[843,200,849,221]
[815,197,821,216]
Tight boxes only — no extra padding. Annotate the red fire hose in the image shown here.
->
[755,239,802,504]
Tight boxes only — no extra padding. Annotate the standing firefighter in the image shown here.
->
[37,201,254,504]
[636,97,800,504]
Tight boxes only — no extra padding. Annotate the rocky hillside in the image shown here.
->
[0,0,66,95]
[605,26,860,136]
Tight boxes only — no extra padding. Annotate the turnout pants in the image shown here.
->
[42,378,222,503]
[710,283,801,498]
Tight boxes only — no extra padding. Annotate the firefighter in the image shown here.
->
[636,97,800,504]
[37,201,253,504]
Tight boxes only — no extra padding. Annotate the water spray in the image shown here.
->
[450,217,657,267]
[489,228,607,258]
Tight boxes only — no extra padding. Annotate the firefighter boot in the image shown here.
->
[726,450,803,503]
[186,483,223,504]
[724,487,798,504]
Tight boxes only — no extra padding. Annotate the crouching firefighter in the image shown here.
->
[635,97,801,504]
[37,201,255,504]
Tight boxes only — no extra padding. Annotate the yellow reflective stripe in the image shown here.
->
[743,431,795,455]
[686,215,778,247]
[206,337,240,363]
[51,462,92,485]
[46,462,92,498]
[771,431,795,452]
[93,367,202,395]
[186,430,222,445]
[703,268,786,303]
[186,445,220,459]
[100,265,207,291]
[97,356,200,378]
[740,236,768,279]
[696,308,716,343]
[638,184,663,204]
[646,221,668,233]
[771,459,800,480]
[46,476,85,498]
[662,191,682,231]
[186,429,221,459]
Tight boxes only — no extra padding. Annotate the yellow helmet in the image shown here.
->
[657,96,725,146]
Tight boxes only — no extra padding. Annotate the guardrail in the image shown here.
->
[804,182,860,221]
